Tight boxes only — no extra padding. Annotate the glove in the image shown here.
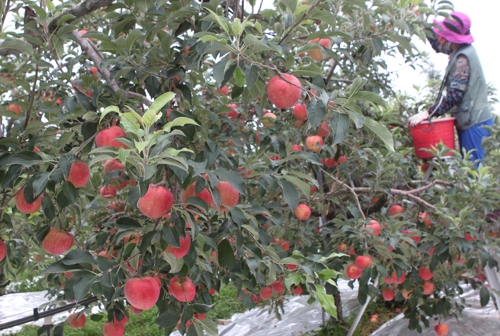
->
[409,110,430,127]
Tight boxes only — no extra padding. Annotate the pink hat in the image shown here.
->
[433,12,474,44]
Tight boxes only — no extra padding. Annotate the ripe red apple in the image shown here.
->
[261,112,277,127]
[250,293,260,303]
[0,239,6,261]
[317,122,330,137]
[42,227,75,255]
[272,280,285,293]
[280,240,290,251]
[295,204,311,220]
[124,277,161,310]
[402,288,413,299]
[15,187,43,214]
[392,271,406,284]
[95,126,128,148]
[292,285,303,295]
[346,263,362,279]
[291,144,302,152]
[389,204,404,216]
[422,281,434,295]
[209,288,216,295]
[89,66,98,74]
[305,135,323,152]
[267,74,302,109]
[259,286,273,299]
[418,265,434,281]
[337,243,347,251]
[165,234,191,258]
[226,103,239,120]
[337,156,346,164]
[113,311,129,325]
[307,38,332,61]
[130,305,143,314]
[103,159,124,175]
[7,103,22,115]
[382,288,395,301]
[215,181,239,208]
[355,255,372,270]
[137,184,174,219]
[181,183,213,208]
[292,104,307,121]
[217,85,229,95]
[366,220,381,237]
[100,185,117,199]
[103,322,124,336]
[67,161,90,188]
[324,158,336,168]
[67,313,86,329]
[287,264,297,270]
[434,323,449,336]
[419,212,431,228]
[169,275,196,302]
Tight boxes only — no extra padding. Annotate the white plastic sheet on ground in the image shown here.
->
[371,282,500,336]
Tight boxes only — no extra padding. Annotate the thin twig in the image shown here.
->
[24,63,39,131]
[323,170,366,221]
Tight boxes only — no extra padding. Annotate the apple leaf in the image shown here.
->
[99,105,120,122]
[330,112,350,146]
[146,92,175,116]
[194,318,218,336]
[278,178,299,211]
[163,117,200,133]
[218,238,235,270]
[363,117,394,152]
[61,250,96,266]
[156,311,181,329]
[480,286,490,307]
[315,284,337,318]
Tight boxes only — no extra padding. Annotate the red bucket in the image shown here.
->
[409,117,456,159]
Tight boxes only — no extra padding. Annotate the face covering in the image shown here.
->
[439,41,453,55]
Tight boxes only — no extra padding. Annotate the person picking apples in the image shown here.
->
[409,12,493,168]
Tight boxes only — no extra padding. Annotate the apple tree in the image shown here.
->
[1,0,499,335]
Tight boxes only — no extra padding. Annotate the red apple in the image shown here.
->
[337,243,347,251]
[287,264,297,270]
[215,181,239,208]
[292,104,307,121]
[419,212,431,228]
[280,240,290,251]
[181,183,213,209]
[0,239,6,261]
[317,122,330,137]
[434,323,449,336]
[272,280,285,293]
[95,126,128,148]
[42,227,74,255]
[67,313,86,329]
[103,322,124,336]
[7,104,22,115]
[267,74,302,109]
[130,305,142,314]
[295,204,311,220]
[165,234,191,259]
[113,311,129,325]
[382,288,395,301]
[103,159,124,175]
[402,288,413,299]
[418,265,434,281]
[366,220,381,237]
[137,184,174,219]
[259,286,273,299]
[67,161,90,188]
[250,293,260,303]
[209,288,216,295]
[355,255,372,270]
[217,85,229,95]
[100,185,117,199]
[291,144,302,152]
[422,281,434,295]
[169,275,196,302]
[89,66,98,74]
[346,263,362,279]
[307,38,332,61]
[226,103,239,120]
[324,158,336,168]
[389,204,404,216]
[261,112,277,127]
[337,156,346,164]
[124,277,160,310]
[15,187,43,214]
[292,286,303,295]
[305,136,323,152]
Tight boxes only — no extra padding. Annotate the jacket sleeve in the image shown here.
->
[429,55,470,117]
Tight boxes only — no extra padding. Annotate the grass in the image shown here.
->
[7,284,247,335]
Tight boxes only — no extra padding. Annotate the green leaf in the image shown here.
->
[233,67,246,87]
[60,153,76,179]
[218,238,235,270]
[61,250,96,266]
[350,91,386,106]
[0,39,33,56]
[330,112,350,146]
[41,196,56,220]
[156,311,180,329]
[73,274,97,301]
[279,179,299,211]
[294,63,322,77]
[2,165,23,189]
[205,8,231,34]
[116,217,142,230]
[480,286,490,307]
[164,117,200,132]
[315,284,337,318]
[307,99,326,129]
[282,175,310,198]
[56,14,76,26]
[0,152,42,168]
[147,92,175,116]
[363,117,394,151]
[194,319,218,336]
[100,106,120,122]
[317,269,340,281]
[231,18,243,37]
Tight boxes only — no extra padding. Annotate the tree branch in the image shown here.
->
[48,0,114,33]
[71,30,152,106]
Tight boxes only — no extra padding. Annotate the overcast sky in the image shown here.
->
[387,0,500,112]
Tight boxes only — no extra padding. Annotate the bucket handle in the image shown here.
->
[421,118,434,133]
